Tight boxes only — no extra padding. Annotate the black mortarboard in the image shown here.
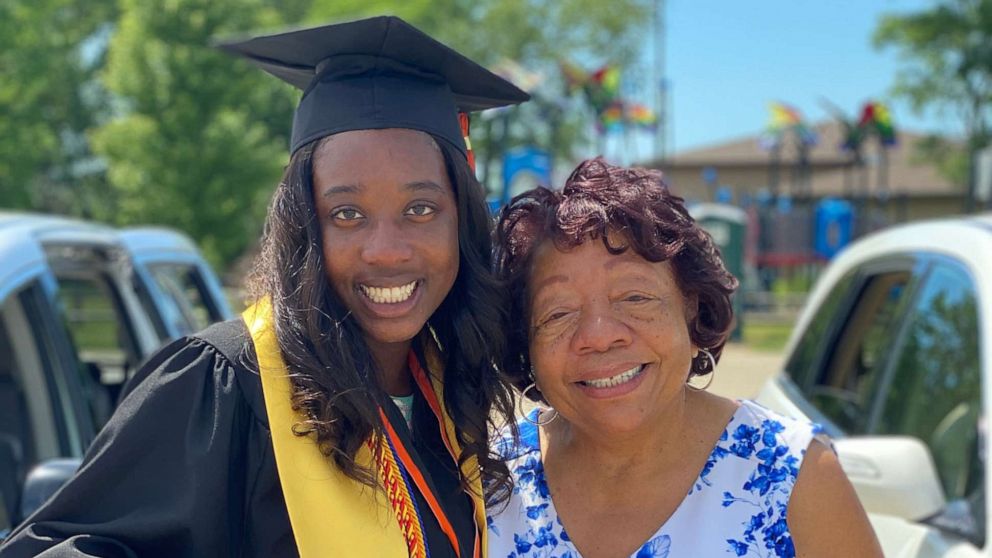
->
[217,16,530,160]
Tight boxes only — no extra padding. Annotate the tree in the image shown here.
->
[90,0,301,266]
[0,0,117,213]
[874,0,992,210]
[305,0,653,192]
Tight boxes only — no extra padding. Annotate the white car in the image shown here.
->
[0,212,232,537]
[755,214,992,557]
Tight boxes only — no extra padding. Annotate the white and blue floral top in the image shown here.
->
[487,400,825,558]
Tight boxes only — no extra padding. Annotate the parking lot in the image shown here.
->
[708,342,784,400]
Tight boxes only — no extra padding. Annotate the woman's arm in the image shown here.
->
[788,439,884,557]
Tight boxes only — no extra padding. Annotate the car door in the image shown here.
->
[133,258,230,340]
[0,276,93,536]
[867,257,985,550]
[771,253,985,554]
[778,255,925,437]
[120,229,232,342]
[45,243,156,432]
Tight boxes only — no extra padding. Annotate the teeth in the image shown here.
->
[584,366,643,389]
[360,281,417,304]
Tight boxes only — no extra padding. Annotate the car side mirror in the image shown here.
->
[834,436,946,521]
[834,436,947,521]
[18,458,81,523]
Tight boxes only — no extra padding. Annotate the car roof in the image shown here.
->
[784,211,992,361]
[0,212,201,300]
[825,212,992,267]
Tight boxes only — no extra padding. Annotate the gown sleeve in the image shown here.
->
[0,330,262,558]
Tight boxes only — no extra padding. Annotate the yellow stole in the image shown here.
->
[242,298,487,558]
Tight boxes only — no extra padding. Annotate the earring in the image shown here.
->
[521,381,559,426]
[687,348,717,391]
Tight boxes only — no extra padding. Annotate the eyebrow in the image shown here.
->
[322,180,445,198]
[322,184,360,197]
[405,180,446,194]
[532,274,568,294]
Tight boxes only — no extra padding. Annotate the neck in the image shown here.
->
[544,388,697,481]
[366,337,414,397]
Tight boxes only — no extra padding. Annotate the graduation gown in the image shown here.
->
[0,319,479,558]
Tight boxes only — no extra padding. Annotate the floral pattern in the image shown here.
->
[487,400,823,558]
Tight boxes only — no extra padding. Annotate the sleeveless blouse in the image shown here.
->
[487,400,825,558]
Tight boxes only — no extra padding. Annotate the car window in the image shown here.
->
[873,262,982,510]
[0,281,89,532]
[0,309,32,531]
[800,270,914,433]
[145,263,218,337]
[785,271,857,391]
[55,274,138,430]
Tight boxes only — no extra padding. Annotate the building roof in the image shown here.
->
[650,122,963,197]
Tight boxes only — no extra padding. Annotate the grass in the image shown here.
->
[741,321,794,352]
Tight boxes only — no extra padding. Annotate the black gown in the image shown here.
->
[0,320,477,558]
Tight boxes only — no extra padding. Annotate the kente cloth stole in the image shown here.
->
[242,299,486,558]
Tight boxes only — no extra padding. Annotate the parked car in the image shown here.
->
[755,213,992,557]
[0,212,232,538]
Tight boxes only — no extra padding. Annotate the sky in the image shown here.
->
[654,0,961,155]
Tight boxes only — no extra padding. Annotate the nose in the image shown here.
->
[570,305,631,354]
[360,218,414,266]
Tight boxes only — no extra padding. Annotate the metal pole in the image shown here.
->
[653,0,667,160]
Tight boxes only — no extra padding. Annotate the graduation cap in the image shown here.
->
[217,16,530,167]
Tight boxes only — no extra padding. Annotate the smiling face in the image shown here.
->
[527,237,697,436]
[313,128,459,355]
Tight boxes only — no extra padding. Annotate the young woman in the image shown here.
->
[0,16,528,558]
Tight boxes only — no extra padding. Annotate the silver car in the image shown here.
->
[0,212,232,537]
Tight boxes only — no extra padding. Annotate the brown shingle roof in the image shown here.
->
[650,122,963,197]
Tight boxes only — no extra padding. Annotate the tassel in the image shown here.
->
[458,112,476,171]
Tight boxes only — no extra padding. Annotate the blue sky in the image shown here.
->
[658,0,961,154]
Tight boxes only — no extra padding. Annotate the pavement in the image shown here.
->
[707,343,784,400]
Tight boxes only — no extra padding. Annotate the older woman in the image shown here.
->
[488,158,881,558]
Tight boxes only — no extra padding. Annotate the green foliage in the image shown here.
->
[306,0,653,190]
[0,0,117,212]
[911,134,970,188]
[90,0,299,266]
[3,0,650,268]
[874,0,992,205]
[306,0,649,65]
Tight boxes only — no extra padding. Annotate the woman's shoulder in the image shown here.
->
[716,399,828,465]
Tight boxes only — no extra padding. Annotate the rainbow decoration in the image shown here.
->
[761,101,817,149]
[769,102,802,129]
[559,60,588,94]
[559,60,658,134]
[625,103,658,129]
[590,65,622,99]
[858,101,897,146]
[599,101,625,131]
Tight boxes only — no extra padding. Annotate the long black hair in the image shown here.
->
[247,134,516,503]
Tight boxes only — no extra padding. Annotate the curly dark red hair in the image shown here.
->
[493,157,739,397]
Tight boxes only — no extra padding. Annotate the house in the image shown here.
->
[646,121,965,224]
